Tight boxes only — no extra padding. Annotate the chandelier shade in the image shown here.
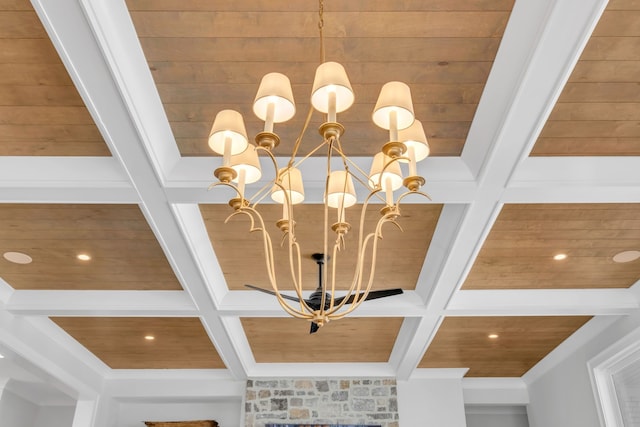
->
[208,109,249,157]
[253,72,296,132]
[271,167,305,205]
[372,81,415,138]
[368,152,403,191]
[327,170,357,209]
[398,119,430,162]
[311,62,355,116]
[231,145,262,185]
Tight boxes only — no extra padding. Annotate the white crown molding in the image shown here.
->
[462,378,529,406]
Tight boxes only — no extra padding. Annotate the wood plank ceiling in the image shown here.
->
[50,317,225,369]
[0,0,637,380]
[0,1,109,156]
[463,204,640,290]
[531,0,640,156]
[126,0,515,157]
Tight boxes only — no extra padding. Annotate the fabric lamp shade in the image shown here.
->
[327,171,357,208]
[231,145,262,184]
[253,72,296,123]
[398,119,430,162]
[208,110,249,155]
[311,62,355,114]
[271,167,305,205]
[368,152,403,191]
[372,81,415,131]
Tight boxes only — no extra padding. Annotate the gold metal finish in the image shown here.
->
[255,131,280,150]
[213,166,237,183]
[331,221,351,235]
[276,219,292,233]
[403,176,426,192]
[380,205,401,220]
[381,141,407,158]
[318,122,345,140]
[228,198,249,210]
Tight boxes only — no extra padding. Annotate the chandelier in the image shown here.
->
[209,0,430,330]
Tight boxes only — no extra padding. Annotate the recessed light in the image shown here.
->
[613,250,640,263]
[77,254,91,261]
[488,334,499,339]
[553,253,567,261]
[3,251,33,264]
[144,335,155,341]
[0,353,4,359]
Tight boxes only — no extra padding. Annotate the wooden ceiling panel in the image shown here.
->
[531,1,640,156]
[51,317,224,369]
[419,316,592,377]
[126,0,514,157]
[462,204,640,290]
[0,1,110,156]
[242,317,403,363]
[200,203,441,291]
[0,204,181,290]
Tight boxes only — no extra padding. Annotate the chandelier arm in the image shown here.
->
[333,208,398,317]
[318,137,336,317]
[326,191,379,314]
[373,156,404,190]
[207,181,243,200]
[288,237,308,311]
[331,146,369,181]
[248,146,283,207]
[326,243,339,313]
[291,137,329,170]
[244,204,314,319]
[331,146,387,204]
[396,189,432,204]
[325,231,378,317]
[278,186,316,315]
[288,103,315,167]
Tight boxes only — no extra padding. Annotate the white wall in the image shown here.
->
[33,405,76,427]
[116,399,243,427]
[397,377,467,427]
[526,303,640,427]
[0,389,38,427]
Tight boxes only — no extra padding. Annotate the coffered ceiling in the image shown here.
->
[0,0,638,408]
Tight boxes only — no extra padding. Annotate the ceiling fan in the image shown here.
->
[245,253,404,333]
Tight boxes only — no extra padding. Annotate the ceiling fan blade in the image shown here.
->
[334,288,404,305]
[244,284,301,303]
[309,322,320,334]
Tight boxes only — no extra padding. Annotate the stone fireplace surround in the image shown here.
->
[244,378,398,427]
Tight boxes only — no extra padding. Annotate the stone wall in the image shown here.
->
[244,378,399,427]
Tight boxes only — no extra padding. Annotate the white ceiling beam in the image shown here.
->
[5,290,197,316]
[219,289,426,317]
[8,288,631,318]
[0,157,137,203]
[33,0,248,379]
[393,0,609,381]
[447,289,639,316]
[462,0,608,181]
[505,157,640,203]
[166,156,478,204]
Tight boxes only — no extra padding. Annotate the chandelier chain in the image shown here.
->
[318,0,325,63]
